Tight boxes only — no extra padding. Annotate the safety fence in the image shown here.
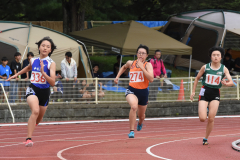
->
[0,76,239,105]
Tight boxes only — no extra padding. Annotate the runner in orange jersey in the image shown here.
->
[114,44,153,138]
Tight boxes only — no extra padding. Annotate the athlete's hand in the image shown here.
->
[114,77,119,84]
[190,92,195,101]
[136,59,144,69]
[40,60,44,74]
[221,79,227,86]
[6,75,17,81]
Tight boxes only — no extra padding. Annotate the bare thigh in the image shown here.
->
[198,100,209,121]
[126,94,138,109]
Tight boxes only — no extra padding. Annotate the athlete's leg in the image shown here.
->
[126,94,138,130]
[36,105,48,125]
[205,100,219,139]
[27,95,39,138]
[137,105,147,125]
[198,100,209,122]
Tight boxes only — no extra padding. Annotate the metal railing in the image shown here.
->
[0,76,239,105]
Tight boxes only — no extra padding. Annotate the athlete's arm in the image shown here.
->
[221,67,234,86]
[141,62,154,83]
[190,65,205,100]
[114,60,132,84]
[41,61,56,87]
[6,64,32,81]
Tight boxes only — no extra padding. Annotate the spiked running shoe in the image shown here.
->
[24,139,33,147]
[137,122,143,131]
[128,131,134,138]
[203,139,209,145]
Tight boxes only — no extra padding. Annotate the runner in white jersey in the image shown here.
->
[190,47,234,145]
[7,37,56,147]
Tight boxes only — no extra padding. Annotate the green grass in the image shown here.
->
[89,55,195,77]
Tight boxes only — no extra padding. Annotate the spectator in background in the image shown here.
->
[234,57,240,72]
[21,52,34,98]
[149,50,168,100]
[73,80,91,101]
[223,52,232,72]
[92,64,103,78]
[61,52,78,101]
[51,71,63,102]
[113,55,125,77]
[86,80,105,99]
[22,52,34,79]
[0,57,12,103]
[9,52,22,104]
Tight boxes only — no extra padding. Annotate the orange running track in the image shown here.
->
[0,117,240,160]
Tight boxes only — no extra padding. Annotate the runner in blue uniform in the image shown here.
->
[7,37,56,147]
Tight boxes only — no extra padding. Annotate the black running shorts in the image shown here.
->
[199,86,220,102]
[26,83,50,106]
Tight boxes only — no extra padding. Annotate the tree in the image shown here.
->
[0,0,62,21]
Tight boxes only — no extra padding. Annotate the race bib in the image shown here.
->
[30,71,46,84]
[205,74,221,86]
[130,71,144,83]
[199,88,205,96]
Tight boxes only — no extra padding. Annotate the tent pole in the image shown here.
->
[21,22,32,63]
[119,55,123,71]
[189,55,192,78]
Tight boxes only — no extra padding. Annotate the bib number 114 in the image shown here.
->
[205,74,221,85]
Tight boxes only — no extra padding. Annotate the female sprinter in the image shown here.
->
[114,45,153,138]
[7,37,56,147]
[190,46,234,145]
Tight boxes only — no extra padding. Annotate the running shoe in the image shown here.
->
[203,139,209,145]
[137,122,143,131]
[128,131,134,138]
[24,139,33,147]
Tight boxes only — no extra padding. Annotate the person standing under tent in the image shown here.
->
[0,57,12,102]
[21,52,34,100]
[7,37,56,147]
[114,44,154,138]
[61,52,78,102]
[149,50,168,101]
[190,46,234,145]
[9,52,22,104]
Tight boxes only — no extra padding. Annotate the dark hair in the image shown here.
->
[14,52,21,57]
[155,49,161,54]
[35,36,56,57]
[93,64,99,68]
[117,55,121,60]
[27,52,34,58]
[65,52,72,57]
[136,44,149,54]
[226,48,231,53]
[1,57,8,61]
[208,46,224,58]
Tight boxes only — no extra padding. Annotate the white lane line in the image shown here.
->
[1,115,240,127]
[146,133,240,159]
